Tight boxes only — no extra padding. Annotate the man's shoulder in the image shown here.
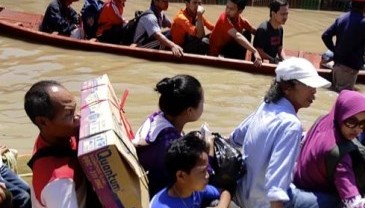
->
[150,188,171,207]
[173,8,189,22]
[47,0,61,9]
[257,20,269,29]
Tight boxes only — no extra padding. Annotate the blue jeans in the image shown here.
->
[286,186,341,208]
[0,165,31,208]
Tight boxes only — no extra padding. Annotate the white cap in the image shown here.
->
[275,57,331,88]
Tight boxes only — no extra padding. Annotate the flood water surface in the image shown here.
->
[0,1,361,153]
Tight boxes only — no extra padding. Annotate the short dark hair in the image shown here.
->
[351,1,365,11]
[264,78,295,103]
[165,131,209,182]
[155,74,202,117]
[229,0,248,11]
[269,0,288,17]
[24,80,63,125]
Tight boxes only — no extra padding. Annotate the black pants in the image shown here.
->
[183,35,209,55]
[221,30,252,60]
[97,25,126,44]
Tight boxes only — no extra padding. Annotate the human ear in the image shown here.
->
[176,170,186,182]
[35,116,48,130]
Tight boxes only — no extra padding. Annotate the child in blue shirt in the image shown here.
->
[150,131,230,208]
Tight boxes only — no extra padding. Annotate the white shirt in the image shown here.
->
[31,178,87,208]
[230,98,303,208]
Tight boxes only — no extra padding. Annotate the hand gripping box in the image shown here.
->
[78,75,149,208]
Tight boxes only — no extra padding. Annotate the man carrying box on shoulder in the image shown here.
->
[24,80,100,208]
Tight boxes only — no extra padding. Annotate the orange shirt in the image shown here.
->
[96,0,125,36]
[171,8,215,46]
[209,12,255,56]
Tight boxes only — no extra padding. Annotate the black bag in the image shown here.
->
[121,10,153,45]
[209,133,246,192]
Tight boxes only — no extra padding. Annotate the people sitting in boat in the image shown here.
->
[96,0,128,44]
[292,90,365,207]
[132,0,184,57]
[132,74,204,198]
[170,0,214,55]
[208,0,262,67]
[24,80,101,208]
[80,0,104,39]
[150,131,231,208]
[0,144,31,208]
[39,0,83,38]
[253,0,288,64]
[229,58,331,208]
[322,0,365,92]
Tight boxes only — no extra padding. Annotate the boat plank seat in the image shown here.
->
[0,8,42,30]
[303,52,322,69]
[285,49,300,58]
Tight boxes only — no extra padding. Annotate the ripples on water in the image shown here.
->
[0,1,362,153]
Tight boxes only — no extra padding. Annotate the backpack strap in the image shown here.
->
[133,10,156,44]
[325,140,357,181]
[27,146,77,170]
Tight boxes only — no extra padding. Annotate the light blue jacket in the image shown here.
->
[230,98,303,208]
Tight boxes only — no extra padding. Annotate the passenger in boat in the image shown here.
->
[170,0,214,55]
[132,74,204,198]
[209,0,262,67]
[80,0,104,39]
[133,0,184,57]
[292,90,365,208]
[96,0,128,44]
[322,0,365,92]
[150,132,231,208]
[0,144,31,208]
[39,0,83,38]
[24,81,101,208]
[229,57,331,208]
[253,0,288,64]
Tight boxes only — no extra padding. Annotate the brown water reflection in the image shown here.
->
[0,1,362,153]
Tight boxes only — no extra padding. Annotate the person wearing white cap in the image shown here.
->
[229,57,331,208]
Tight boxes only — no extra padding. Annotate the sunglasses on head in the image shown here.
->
[343,116,365,130]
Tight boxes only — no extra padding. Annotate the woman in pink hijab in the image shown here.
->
[293,90,365,208]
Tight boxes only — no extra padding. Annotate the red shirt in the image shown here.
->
[31,135,84,206]
[209,12,255,56]
[96,0,125,36]
[171,8,214,46]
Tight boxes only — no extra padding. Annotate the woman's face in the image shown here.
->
[189,89,204,122]
[340,111,365,140]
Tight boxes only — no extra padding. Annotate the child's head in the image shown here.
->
[155,74,204,121]
[24,80,80,144]
[166,131,210,191]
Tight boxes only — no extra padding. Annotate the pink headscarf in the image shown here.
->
[314,90,365,142]
[294,90,365,194]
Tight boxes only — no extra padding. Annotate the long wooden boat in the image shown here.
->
[1,7,364,84]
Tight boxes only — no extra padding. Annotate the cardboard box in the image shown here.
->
[79,99,123,140]
[78,75,149,208]
[78,130,149,208]
[80,83,120,110]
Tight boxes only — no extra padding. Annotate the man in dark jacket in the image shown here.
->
[39,0,80,36]
[322,0,365,92]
